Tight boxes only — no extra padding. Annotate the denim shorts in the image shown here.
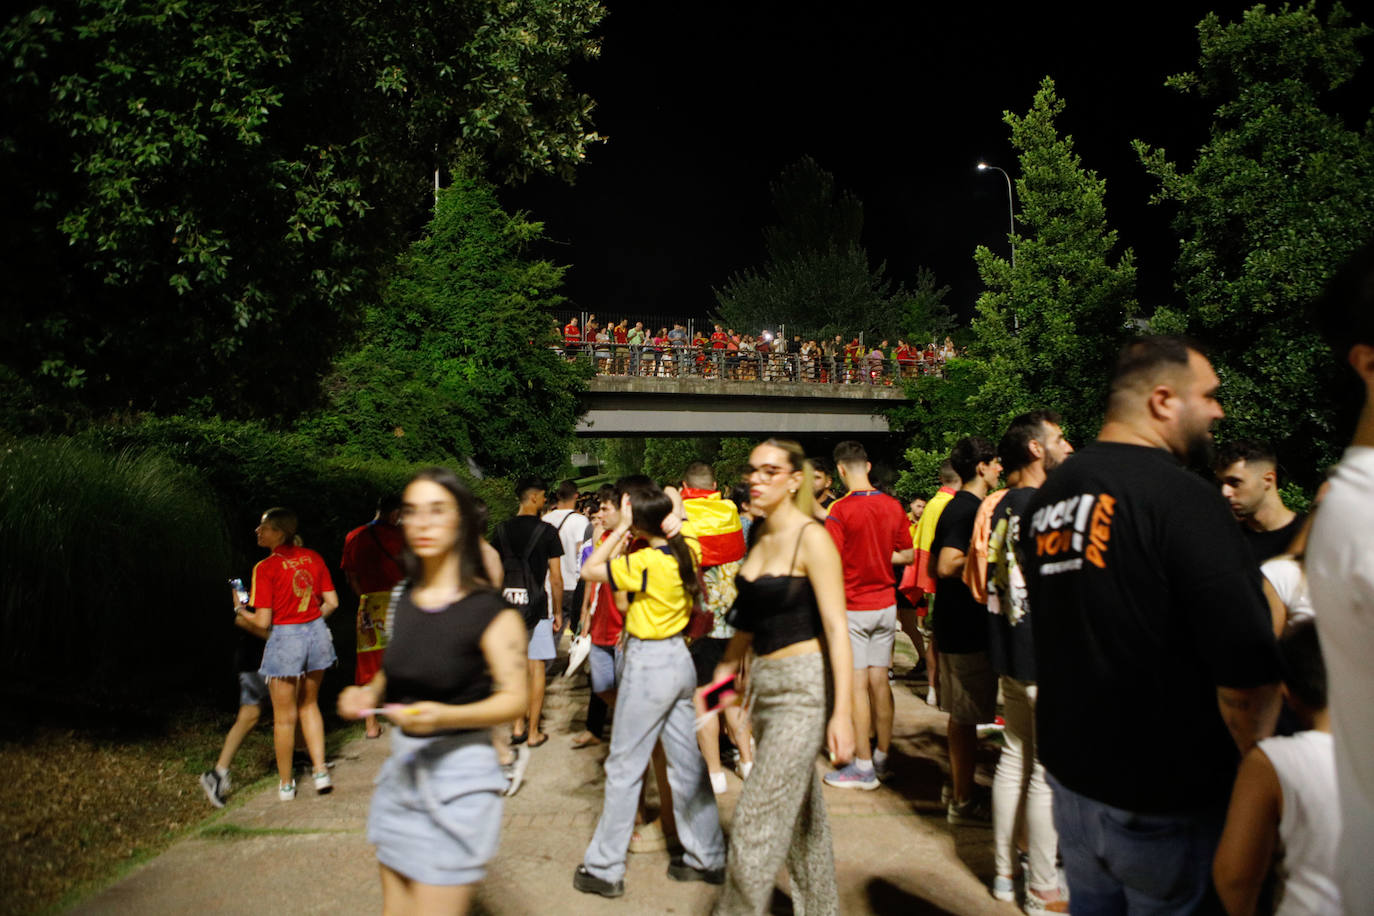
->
[238,671,269,707]
[588,643,621,695]
[368,730,507,885]
[259,616,336,679]
[527,617,556,661]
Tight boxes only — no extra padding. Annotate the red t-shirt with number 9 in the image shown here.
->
[250,545,335,626]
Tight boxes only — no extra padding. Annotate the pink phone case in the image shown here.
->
[700,673,738,714]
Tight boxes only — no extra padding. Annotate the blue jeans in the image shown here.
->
[582,636,725,884]
[1048,773,1225,915]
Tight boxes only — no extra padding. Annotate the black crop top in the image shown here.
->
[728,525,823,655]
[384,588,506,734]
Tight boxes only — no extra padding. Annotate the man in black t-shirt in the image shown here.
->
[1020,336,1281,913]
[1212,438,1305,563]
[931,435,1002,825]
[494,477,564,748]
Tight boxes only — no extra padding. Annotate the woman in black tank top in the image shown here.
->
[338,467,528,915]
[705,439,855,915]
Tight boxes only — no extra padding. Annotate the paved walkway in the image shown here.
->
[71,643,1015,915]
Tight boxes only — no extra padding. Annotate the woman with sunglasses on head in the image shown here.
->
[338,467,528,916]
[709,438,855,916]
[573,480,727,899]
[249,508,339,801]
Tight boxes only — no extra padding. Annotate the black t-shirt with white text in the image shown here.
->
[931,490,986,653]
[1019,442,1279,813]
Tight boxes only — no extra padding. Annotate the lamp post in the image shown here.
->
[976,162,1015,270]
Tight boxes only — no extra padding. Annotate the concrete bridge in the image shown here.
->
[575,375,909,436]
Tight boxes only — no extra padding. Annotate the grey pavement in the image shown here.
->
[71,640,1016,915]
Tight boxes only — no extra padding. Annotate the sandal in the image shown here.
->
[510,730,528,745]
[570,732,602,749]
[527,732,549,748]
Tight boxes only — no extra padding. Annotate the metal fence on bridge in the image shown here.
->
[551,343,945,386]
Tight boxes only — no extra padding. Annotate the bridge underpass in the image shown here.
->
[576,375,909,437]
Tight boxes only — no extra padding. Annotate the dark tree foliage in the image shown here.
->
[296,171,588,479]
[970,77,1138,441]
[1135,2,1374,481]
[1,0,603,424]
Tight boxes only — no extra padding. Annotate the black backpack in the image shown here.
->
[494,521,549,630]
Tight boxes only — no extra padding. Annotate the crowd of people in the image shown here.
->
[196,242,1374,916]
[558,315,958,383]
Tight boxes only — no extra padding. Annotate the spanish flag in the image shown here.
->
[680,488,746,568]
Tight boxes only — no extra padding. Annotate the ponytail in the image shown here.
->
[628,487,701,602]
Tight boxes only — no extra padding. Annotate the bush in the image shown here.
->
[0,437,230,693]
[5,417,516,705]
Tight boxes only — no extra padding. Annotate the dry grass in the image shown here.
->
[0,711,277,916]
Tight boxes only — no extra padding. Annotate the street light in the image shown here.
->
[977,162,1015,270]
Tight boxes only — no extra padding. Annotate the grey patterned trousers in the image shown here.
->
[715,651,837,916]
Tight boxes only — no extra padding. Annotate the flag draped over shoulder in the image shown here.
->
[680,487,746,568]
[908,486,957,600]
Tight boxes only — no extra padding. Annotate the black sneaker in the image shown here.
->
[573,865,624,898]
[199,770,226,808]
[667,855,725,885]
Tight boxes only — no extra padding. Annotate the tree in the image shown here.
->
[296,170,587,479]
[0,0,604,423]
[897,267,957,345]
[1134,2,1374,480]
[713,156,910,340]
[968,77,1138,440]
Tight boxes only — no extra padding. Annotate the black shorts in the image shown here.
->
[690,637,730,687]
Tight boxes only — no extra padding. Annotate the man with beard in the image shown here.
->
[1213,438,1304,563]
[1020,336,1280,912]
[985,410,1072,909]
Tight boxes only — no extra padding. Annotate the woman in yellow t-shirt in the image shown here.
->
[572,484,726,898]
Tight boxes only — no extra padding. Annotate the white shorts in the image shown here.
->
[847,605,897,668]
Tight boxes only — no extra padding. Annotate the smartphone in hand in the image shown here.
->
[229,578,249,609]
[699,673,738,716]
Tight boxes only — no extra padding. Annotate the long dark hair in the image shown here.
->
[401,467,491,591]
[628,487,700,604]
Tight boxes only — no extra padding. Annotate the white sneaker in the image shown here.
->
[739,761,753,780]
[502,744,530,797]
[313,770,332,794]
[709,771,728,795]
[279,781,296,801]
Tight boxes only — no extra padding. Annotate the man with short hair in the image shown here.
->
[1021,336,1281,911]
[494,477,564,748]
[340,494,405,740]
[931,436,1002,823]
[810,457,838,521]
[823,441,914,789]
[1305,241,1374,909]
[985,411,1073,908]
[906,461,961,705]
[543,479,593,639]
[1213,438,1304,563]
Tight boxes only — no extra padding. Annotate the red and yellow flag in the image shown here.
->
[680,487,746,568]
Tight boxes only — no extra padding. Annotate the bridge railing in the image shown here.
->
[551,344,945,385]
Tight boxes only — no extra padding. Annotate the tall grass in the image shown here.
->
[0,437,230,694]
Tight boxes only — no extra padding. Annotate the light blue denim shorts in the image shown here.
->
[259,616,336,679]
[368,730,506,885]
[237,671,269,707]
[527,617,556,661]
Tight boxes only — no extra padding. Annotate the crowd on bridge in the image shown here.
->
[557,315,958,384]
[196,244,1374,916]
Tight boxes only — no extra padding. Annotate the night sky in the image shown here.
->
[504,1,1371,328]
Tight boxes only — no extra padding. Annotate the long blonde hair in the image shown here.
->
[761,438,815,518]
